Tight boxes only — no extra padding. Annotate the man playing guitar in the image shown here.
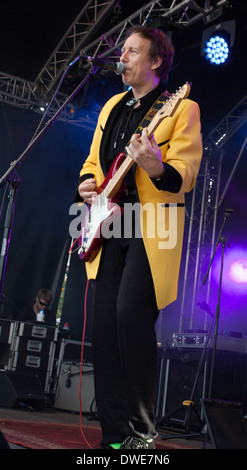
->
[76,25,202,449]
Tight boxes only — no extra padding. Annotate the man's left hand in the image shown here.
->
[127,127,165,179]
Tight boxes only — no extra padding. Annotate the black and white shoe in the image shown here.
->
[120,436,156,449]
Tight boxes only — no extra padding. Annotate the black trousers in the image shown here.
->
[91,227,159,445]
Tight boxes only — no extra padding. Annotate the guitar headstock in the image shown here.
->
[145,82,192,138]
[159,82,191,118]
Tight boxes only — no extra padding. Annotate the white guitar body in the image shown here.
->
[78,186,123,261]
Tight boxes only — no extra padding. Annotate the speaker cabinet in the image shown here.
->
[0,370,45,409]
[156,348,247,429]
[54,361,95,413]
[156,349,207,428]
[208,349,247,404]
[201,399,247,449]
[54,339,95,414]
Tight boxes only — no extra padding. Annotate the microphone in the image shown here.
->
[224,208,234,219]
[80,53,125,75]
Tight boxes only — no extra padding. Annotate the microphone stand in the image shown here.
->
[157,210,233,442]
[202,208,233,398]
[0,59,101,299]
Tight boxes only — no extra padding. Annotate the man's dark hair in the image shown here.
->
[125,25,174,81]
[36,288,53,304]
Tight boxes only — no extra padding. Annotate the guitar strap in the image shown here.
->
[127,90,185,208]
[132,90,171,137]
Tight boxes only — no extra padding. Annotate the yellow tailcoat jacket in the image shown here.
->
[79,91,202,310]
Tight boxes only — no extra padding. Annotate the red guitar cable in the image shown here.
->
[78,279,93,449]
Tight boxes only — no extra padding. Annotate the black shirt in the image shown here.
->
[17,305,57,327]
[107,81,167,192]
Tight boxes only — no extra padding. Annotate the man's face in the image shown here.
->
[120,33,157,89]
[36,295,49,310]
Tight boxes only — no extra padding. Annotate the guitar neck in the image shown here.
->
[106,155,134,198]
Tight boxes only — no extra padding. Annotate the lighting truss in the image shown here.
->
[179,149,223,332]
[204,94,247,150]
[179,94,247,332]
[35,0,116,95]
[0,72,38,109]
[63,0,230,85]
[0,71,101,131]
[0,0,230,115]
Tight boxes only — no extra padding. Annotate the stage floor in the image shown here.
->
[0,405,210,450]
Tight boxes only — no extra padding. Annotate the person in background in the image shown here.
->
[17,288,56,327]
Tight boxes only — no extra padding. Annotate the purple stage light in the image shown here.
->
[211,246,247,295]
[229,259,247,284]
[206,246,247,332]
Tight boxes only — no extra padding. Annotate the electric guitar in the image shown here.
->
[78,83,191,262]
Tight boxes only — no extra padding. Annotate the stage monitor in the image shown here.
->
[201,398,247,449]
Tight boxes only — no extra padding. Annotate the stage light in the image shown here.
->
[201,21,235,66]
[212,247,247,295]
[229,259,247,284]
[65,103,77,119]
[39,100,48,113]
[204,35,229,65]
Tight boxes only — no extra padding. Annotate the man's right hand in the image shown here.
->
[78,178,97,204]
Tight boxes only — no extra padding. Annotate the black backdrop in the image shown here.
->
[1,59,247,343]
[0,102,94,340]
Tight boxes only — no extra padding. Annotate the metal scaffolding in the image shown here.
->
[35,0,116,95]
[0,0,230,125]
[179,94,247,332]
